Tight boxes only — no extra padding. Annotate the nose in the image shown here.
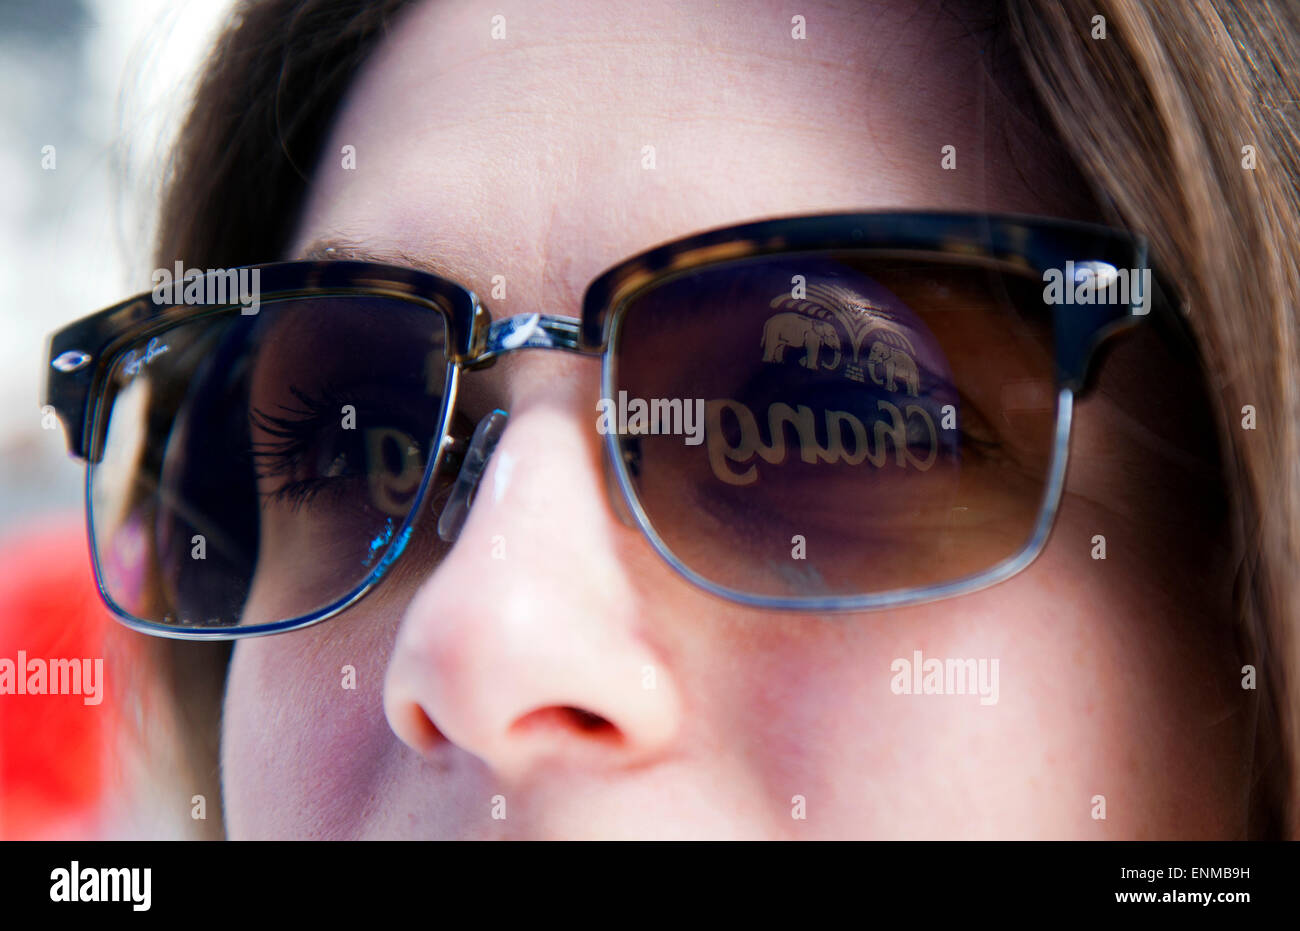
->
[382,364,683,781]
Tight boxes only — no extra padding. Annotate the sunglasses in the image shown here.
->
[44,212,1178,639]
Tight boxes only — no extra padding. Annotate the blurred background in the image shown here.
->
[0,0,233,838]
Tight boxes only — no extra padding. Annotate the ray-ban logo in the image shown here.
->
[122,337,169,376]
[151,261,261,315]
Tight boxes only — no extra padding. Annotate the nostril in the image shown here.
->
[398,704,449,752]
[511,706,621,742]
[564,706,614,734]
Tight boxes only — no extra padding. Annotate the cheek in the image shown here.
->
[725,510,1243,839]
[928,496,1245,838]
[724,611,1046,836]
[220,609,402,839]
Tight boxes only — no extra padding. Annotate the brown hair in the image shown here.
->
[1007,0,1299,836]
[150,0,1299,837]
[148,0,417,838]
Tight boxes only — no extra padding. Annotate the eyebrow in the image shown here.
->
[299,237,469,285]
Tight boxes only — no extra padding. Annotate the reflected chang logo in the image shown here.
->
[762,282,921,395]
[701,276,957,486]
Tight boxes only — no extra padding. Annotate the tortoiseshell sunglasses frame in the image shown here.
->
[45,212,1182,638]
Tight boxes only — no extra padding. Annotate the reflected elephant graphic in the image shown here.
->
[866,340,919,396]
[760,313,841,370]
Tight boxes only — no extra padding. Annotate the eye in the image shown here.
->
[945,389,1005,462]
[309,426,370,480]
[250,383,433,510]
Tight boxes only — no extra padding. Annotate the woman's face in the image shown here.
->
[220,0,1252,838]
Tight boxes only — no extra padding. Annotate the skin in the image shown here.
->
[220,0,1252,839]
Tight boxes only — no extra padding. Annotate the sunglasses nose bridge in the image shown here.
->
[446,310,634,534]
[466,313,590,369]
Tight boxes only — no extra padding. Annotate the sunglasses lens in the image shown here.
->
[610,252,1060,602]
[89,296,450,631]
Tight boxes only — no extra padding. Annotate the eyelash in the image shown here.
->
[249,383,370,510]
[250,374,1006,517]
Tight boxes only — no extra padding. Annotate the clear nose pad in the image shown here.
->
[436,409,509,543]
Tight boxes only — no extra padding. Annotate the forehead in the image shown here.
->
[290,0,1089,305]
